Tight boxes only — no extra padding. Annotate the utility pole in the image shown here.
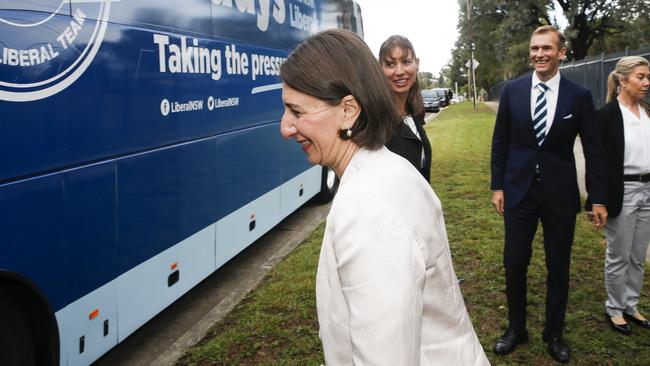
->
[467,0,477,109]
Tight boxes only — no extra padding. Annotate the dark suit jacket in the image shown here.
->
[386,113,432,182]
[491,74,606,215]
[585,100,625,217]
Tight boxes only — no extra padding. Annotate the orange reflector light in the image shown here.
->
[171,262,178,270]
[250,213,255,220]
[89,308,99,320]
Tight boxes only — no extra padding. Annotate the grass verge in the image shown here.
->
[178,102,650,365]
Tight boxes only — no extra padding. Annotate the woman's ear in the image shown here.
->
[341,95,361,124]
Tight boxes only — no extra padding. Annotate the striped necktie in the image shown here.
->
[533,83,548,146]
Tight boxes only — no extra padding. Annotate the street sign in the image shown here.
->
[465,58,480,70]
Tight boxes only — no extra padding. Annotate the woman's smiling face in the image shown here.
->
[280,83,350,172]
[381,47,419,97]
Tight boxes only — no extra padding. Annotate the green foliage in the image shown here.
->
[449,0,650,93]
[418,71,434,89]
[178,104,650,365]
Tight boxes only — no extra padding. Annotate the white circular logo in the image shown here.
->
[0,0,114,102]
[160,99,170,116]
[207,96,215,111]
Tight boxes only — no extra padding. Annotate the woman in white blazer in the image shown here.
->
[279,29,489,366]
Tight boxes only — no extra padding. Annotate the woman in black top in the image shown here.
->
[587,56,650,335]
[379,35,432,182]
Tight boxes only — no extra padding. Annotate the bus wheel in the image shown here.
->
[313,166,339,203]
[0,296,36,366]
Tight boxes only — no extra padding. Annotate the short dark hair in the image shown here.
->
[280,29,399,149]
[378,35,423,119]
[531,25,566,49]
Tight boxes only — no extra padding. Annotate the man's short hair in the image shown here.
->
[531,25,566,49]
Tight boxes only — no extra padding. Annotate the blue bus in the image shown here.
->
[0,1,362,365]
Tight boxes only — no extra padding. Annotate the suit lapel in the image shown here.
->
[399,119,419,141]
[545,76,570,142]
[514,75,536,145]
[553,77,570,126]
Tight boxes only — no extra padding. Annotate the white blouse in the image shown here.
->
[316,147,490,365]
[621,103,650,175]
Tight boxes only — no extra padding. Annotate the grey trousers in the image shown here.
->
[605,181,650,317]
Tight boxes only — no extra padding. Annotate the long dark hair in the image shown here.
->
[281,29,399,149]
[378,35,424,119]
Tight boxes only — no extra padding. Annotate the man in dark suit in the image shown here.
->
[490,25,607,364]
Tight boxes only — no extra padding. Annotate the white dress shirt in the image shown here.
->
[531,71,561,134]
[620,103,650,175]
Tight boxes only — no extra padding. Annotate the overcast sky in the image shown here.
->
[355,0,461,76]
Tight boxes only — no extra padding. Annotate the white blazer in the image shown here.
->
[316,147,489,365]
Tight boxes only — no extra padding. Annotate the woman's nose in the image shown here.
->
[280,114,297,139]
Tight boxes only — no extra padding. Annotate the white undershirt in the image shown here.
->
[530,72,560,134]
[403,115,425,168]
[620,103,650,175]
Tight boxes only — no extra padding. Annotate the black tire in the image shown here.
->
[313,166,339,203]
[0,296,36,366]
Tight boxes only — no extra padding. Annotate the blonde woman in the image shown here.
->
[587,56,650,335]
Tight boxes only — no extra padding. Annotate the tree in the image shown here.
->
[554,0,648,60]
[447,0,650,94]
[584,1,650,55]
[450,0,550,93]
[418,71,433,89]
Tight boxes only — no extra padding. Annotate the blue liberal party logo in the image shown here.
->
[0,0,116,102]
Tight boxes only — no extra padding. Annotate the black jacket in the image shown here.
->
[586,100,625,217]
[385,113,432,182]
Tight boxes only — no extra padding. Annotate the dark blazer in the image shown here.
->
[586,100,625,217]
[491,74,606,215]
[386,113,432,182]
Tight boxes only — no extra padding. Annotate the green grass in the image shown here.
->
[177,102,650,365]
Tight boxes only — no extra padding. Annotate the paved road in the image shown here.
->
[93,201,330,366]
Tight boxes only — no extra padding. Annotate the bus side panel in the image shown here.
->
[0,162,118,365]
[281,135,314,181]
[83,0,212,36]
[115,138,218,338]
[214,123,282,268]
[116,138,218,274]
[56,280,118,366]
[279,165,321,218]
[63,161,117,308]
[116,223,216,342]
[0,174,67,308]
[215,123,283,218]
[210,0,313,52]
[280,137,320,218]
[57,161,118,366]
[0,19,287,183]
